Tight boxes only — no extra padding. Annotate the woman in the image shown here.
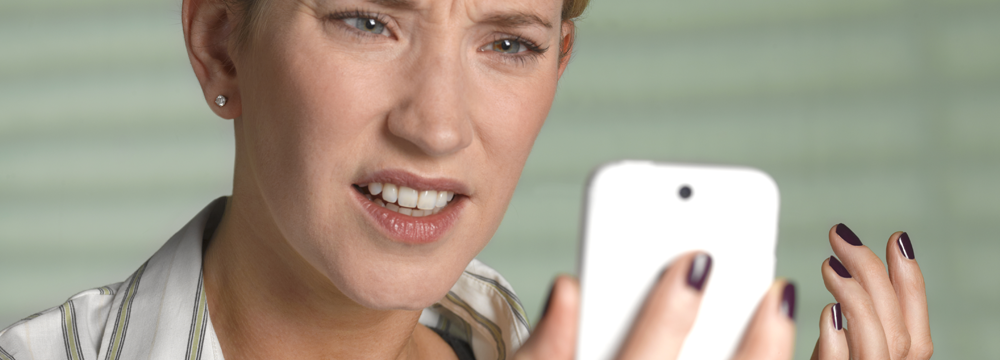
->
[0,0,932,359]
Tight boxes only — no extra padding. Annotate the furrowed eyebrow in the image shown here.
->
[359,0,554,30]
[481,12,553,29]
[365,0,417,10]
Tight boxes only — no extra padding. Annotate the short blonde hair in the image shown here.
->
[563,0,589,23]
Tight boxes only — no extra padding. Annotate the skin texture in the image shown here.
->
[810,228,933,360]
[182,0,930,357]
[183,0,572,357]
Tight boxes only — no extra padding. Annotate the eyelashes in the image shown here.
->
[488,35,548,54]
[327,10,391,28]
[327,9,394,39]
[484,35,548,65]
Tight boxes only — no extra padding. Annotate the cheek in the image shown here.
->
[236,30,402,260]
[474,68,559,177]
[245,40,392,187]
[460,68,559,244]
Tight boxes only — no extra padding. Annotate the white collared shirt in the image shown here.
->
[0,198,531,360]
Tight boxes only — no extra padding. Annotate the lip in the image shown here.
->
[352,170,469,245]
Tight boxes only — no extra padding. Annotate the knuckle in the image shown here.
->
[890,332,911,359]
[908,341,934,360]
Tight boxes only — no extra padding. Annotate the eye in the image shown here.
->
[489,39,526,54]
[343,17,390,37]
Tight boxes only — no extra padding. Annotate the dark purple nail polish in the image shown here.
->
[828,256,852,278]
[687,253,712,291]
[780,282,796,321]
[836,223,863,246]
[897,232,915,260]
[832,303,843,330]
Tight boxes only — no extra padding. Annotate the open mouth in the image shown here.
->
[353,182,459,217]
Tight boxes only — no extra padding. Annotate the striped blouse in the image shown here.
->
[0,198,531,360]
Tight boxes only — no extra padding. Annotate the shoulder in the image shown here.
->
[0,283,122,359]
[460,259,530,331]
[420,259,531,360]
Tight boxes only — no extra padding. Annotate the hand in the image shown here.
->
[811,224,933,360]
[514,252,796,360]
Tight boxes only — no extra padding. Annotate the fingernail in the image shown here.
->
[832,303,843,330]
[541,281,555,319]
[836,223,863,246]
[687,253,712,291]
[780,282,796,321]
[897,232,915,260]
[828,256,852,278]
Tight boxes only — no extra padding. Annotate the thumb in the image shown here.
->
[514,275,580,360]
[731,280,797,360]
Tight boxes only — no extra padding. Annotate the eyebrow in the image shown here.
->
[367,0,417,10]
[364,0,553,29]
[481,12,553,29]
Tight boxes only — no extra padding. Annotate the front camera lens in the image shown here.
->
[679,185,692,200]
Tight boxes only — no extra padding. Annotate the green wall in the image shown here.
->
[2,0,999,358]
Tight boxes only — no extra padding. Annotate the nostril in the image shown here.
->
[386,107,473,157]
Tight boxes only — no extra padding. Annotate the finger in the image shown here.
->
[885,232,934,359]
[616,252,711,360]
[829,223,910,359]
[810,303,849,360]
[513,275,579,360]
[822,256,891,360]
[731,280,796,360]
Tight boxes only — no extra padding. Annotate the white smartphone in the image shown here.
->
[576,161,780,360]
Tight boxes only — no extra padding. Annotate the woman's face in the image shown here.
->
[231,0,568,309]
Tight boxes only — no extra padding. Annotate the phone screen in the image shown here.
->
[577,161,780,359]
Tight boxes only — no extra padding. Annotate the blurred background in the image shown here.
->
[2,0,998,358]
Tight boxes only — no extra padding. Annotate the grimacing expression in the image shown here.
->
[231,0,569,309]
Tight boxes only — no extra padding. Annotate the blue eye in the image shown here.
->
[491,39,524,54]
[344,17,389,36]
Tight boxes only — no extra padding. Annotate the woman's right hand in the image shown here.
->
[513,252,797,360]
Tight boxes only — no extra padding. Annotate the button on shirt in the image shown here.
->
[0,198,531,360]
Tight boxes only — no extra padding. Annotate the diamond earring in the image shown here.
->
[215,95,227,107]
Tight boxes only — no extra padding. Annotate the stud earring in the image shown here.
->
[215,95,227,107]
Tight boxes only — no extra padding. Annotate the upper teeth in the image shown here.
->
[364,182,455,216]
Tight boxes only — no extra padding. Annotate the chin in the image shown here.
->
[286,224,478,311]
[327,257,467,311]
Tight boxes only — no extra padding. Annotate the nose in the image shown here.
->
[386,41,474,157]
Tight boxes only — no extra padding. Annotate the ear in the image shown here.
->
[183,0,242,119]
[557,21,575,79]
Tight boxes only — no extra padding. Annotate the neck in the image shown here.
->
[202,195,446,359]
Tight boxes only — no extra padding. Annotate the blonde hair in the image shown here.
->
[563,0,589,23]
[227,0,589,57]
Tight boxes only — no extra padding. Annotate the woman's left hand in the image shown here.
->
[811,224,933,360]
